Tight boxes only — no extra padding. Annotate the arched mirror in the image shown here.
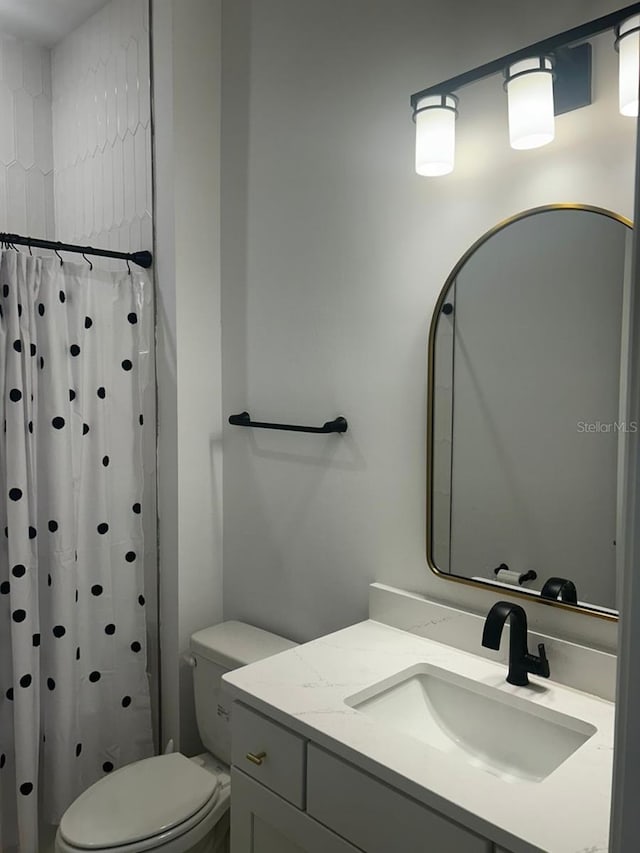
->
[427,205,633,619]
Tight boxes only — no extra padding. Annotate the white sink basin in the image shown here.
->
[345,663,596,783]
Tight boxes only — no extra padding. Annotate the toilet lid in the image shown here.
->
[59,753,220,848]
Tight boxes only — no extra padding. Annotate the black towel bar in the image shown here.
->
[228,411,348,434]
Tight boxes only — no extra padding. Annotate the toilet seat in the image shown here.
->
[56,753,230,853]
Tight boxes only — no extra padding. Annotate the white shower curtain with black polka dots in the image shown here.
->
[0,251,154,853]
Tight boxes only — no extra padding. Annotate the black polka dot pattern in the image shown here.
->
[1,262,152,808]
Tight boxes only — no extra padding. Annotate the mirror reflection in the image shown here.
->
[428,206,632,617]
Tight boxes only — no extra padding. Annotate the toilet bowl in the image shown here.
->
[55,622,297,853]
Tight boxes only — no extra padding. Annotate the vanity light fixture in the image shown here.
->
[505,57,555,150]
[410,2,640,176]
[616,14,640,115]
[414,94,458,176]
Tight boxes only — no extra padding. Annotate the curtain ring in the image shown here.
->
[27,239,33,256]
[126,258,131,276]
[82,253,93,271]
[54,248,63,267]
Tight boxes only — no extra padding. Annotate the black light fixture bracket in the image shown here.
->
[410,2,640,116]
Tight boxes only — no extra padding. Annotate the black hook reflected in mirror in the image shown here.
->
[541,577,578,604]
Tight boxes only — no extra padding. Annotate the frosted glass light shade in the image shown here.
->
[617,15,640,117]
[414,94,457,177]
[506,57,555,150]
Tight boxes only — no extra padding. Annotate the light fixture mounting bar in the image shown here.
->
[410,1,640,110]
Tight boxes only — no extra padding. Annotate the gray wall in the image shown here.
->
[220,0,636,651]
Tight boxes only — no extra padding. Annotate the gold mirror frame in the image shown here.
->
[426,204,632,622]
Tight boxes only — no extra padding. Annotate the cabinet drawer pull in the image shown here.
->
[246,751,267,766]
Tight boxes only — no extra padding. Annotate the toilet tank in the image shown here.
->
[189,621,297,765]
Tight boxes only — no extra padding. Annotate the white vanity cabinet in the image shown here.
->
[230,702,502,853]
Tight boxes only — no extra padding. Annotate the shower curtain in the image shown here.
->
[0,251,154,853]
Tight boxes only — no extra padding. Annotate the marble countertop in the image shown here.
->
[223,619,614,853]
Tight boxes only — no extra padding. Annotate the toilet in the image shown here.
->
[55,621,297,853]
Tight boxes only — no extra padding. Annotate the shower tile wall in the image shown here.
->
[51,0,152,259]
[0,36,54,238]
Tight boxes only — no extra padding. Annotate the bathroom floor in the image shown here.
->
[40,823,57,852]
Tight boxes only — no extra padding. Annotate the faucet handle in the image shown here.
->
[536,643,550,678]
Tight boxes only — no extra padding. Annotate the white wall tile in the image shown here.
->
[7,162,27,233]
[126,39,139,133]
[112,136,124,227]
[83,155,93,236]
[0,168,7,229]
[134,127,146,219]
[34,94,53,174]
[0,34,53,236]
[95,61,107,151]
[22,42,43,97]
[106,54,117,144]
[102,143,114,231]
[2,37,23,91]
[93,155,103,235]
[0,82,15,164]
[51,0,152,252]
[123,130,135,226]
[138,33,150,128]
[26,167,45,236]
[116,45,127,139]
[14,89,35,169]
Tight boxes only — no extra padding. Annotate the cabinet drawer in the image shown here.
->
[232,702,306,808]
[231,768,362,853]
[307,745,491,853]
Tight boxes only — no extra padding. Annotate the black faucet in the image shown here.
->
[540,577,578,604]
[482,601,550,687]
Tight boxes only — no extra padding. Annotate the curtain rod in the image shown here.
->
[0,232,153,269]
